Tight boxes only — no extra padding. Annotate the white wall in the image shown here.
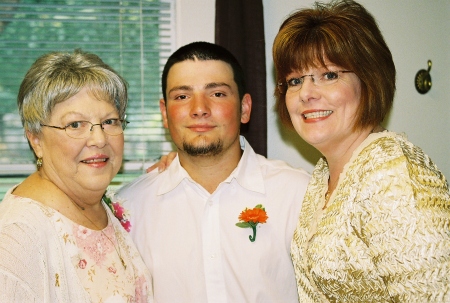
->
[174,0,215,47]
[178,0,450,178]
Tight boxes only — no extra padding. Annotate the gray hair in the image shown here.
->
[18,49,128,134]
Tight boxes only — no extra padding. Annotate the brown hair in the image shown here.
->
[273,0,396,130]
[161,41,246,101]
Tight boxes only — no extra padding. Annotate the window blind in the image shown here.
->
[0,0,175,175]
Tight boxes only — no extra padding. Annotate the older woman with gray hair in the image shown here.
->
[0,50,152,302]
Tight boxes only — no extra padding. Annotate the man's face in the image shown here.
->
[160,59,251,157]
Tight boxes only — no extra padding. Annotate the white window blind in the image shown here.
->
[0,0,175,175]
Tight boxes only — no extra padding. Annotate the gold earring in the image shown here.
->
[36,157,43,170]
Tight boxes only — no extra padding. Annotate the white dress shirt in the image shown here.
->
[118,137,310,303]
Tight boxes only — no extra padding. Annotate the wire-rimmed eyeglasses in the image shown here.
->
[40,118,129,139]
[277,70,353,94]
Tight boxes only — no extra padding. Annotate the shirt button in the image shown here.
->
[210,254,216,259]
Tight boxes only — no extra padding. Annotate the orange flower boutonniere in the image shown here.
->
[236,204,268,242]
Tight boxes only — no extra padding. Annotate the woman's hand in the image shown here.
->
[146,152,177,173]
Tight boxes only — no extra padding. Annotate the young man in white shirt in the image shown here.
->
[118,42,310,303]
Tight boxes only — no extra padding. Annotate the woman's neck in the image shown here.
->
[324,125,384,193]
[16,172,107,228]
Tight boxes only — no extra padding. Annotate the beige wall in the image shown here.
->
[178,0,450,178]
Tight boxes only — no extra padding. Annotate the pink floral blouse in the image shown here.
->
[0,190,153,302]
[57,206,152,302]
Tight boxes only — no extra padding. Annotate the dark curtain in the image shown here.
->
[215,0,267,157]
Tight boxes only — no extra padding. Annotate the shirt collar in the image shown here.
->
[156,136,266,195]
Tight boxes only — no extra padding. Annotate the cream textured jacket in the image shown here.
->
[291,131,450,302]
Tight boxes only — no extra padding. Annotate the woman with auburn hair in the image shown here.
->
[273,0,449,302]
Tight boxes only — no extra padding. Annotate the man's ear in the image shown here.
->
[240,93,252,124]
[26,130,43,158]
[159,98,169,129]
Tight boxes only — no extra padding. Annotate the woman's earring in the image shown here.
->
[36,157,43,170]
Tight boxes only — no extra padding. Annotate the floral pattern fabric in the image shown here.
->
[0,191,153,302]
[57,205,151,302]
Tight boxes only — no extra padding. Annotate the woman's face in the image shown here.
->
[28,87,124,198]
[284,64,362,153]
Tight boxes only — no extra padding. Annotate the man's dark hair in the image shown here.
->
[161,41,246,100]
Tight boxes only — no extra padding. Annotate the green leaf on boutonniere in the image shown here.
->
[236,222,252,228]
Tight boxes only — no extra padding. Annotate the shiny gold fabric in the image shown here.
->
[291,132,450,302]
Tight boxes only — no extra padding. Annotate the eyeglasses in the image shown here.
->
[277,70,353,94]
[40,119,129,139]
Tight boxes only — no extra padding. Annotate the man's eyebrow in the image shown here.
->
[168,82,231,95]
[205,82,231,90]
[168,85,192,95]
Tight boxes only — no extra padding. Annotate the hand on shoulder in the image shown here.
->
[146,151,177,173]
